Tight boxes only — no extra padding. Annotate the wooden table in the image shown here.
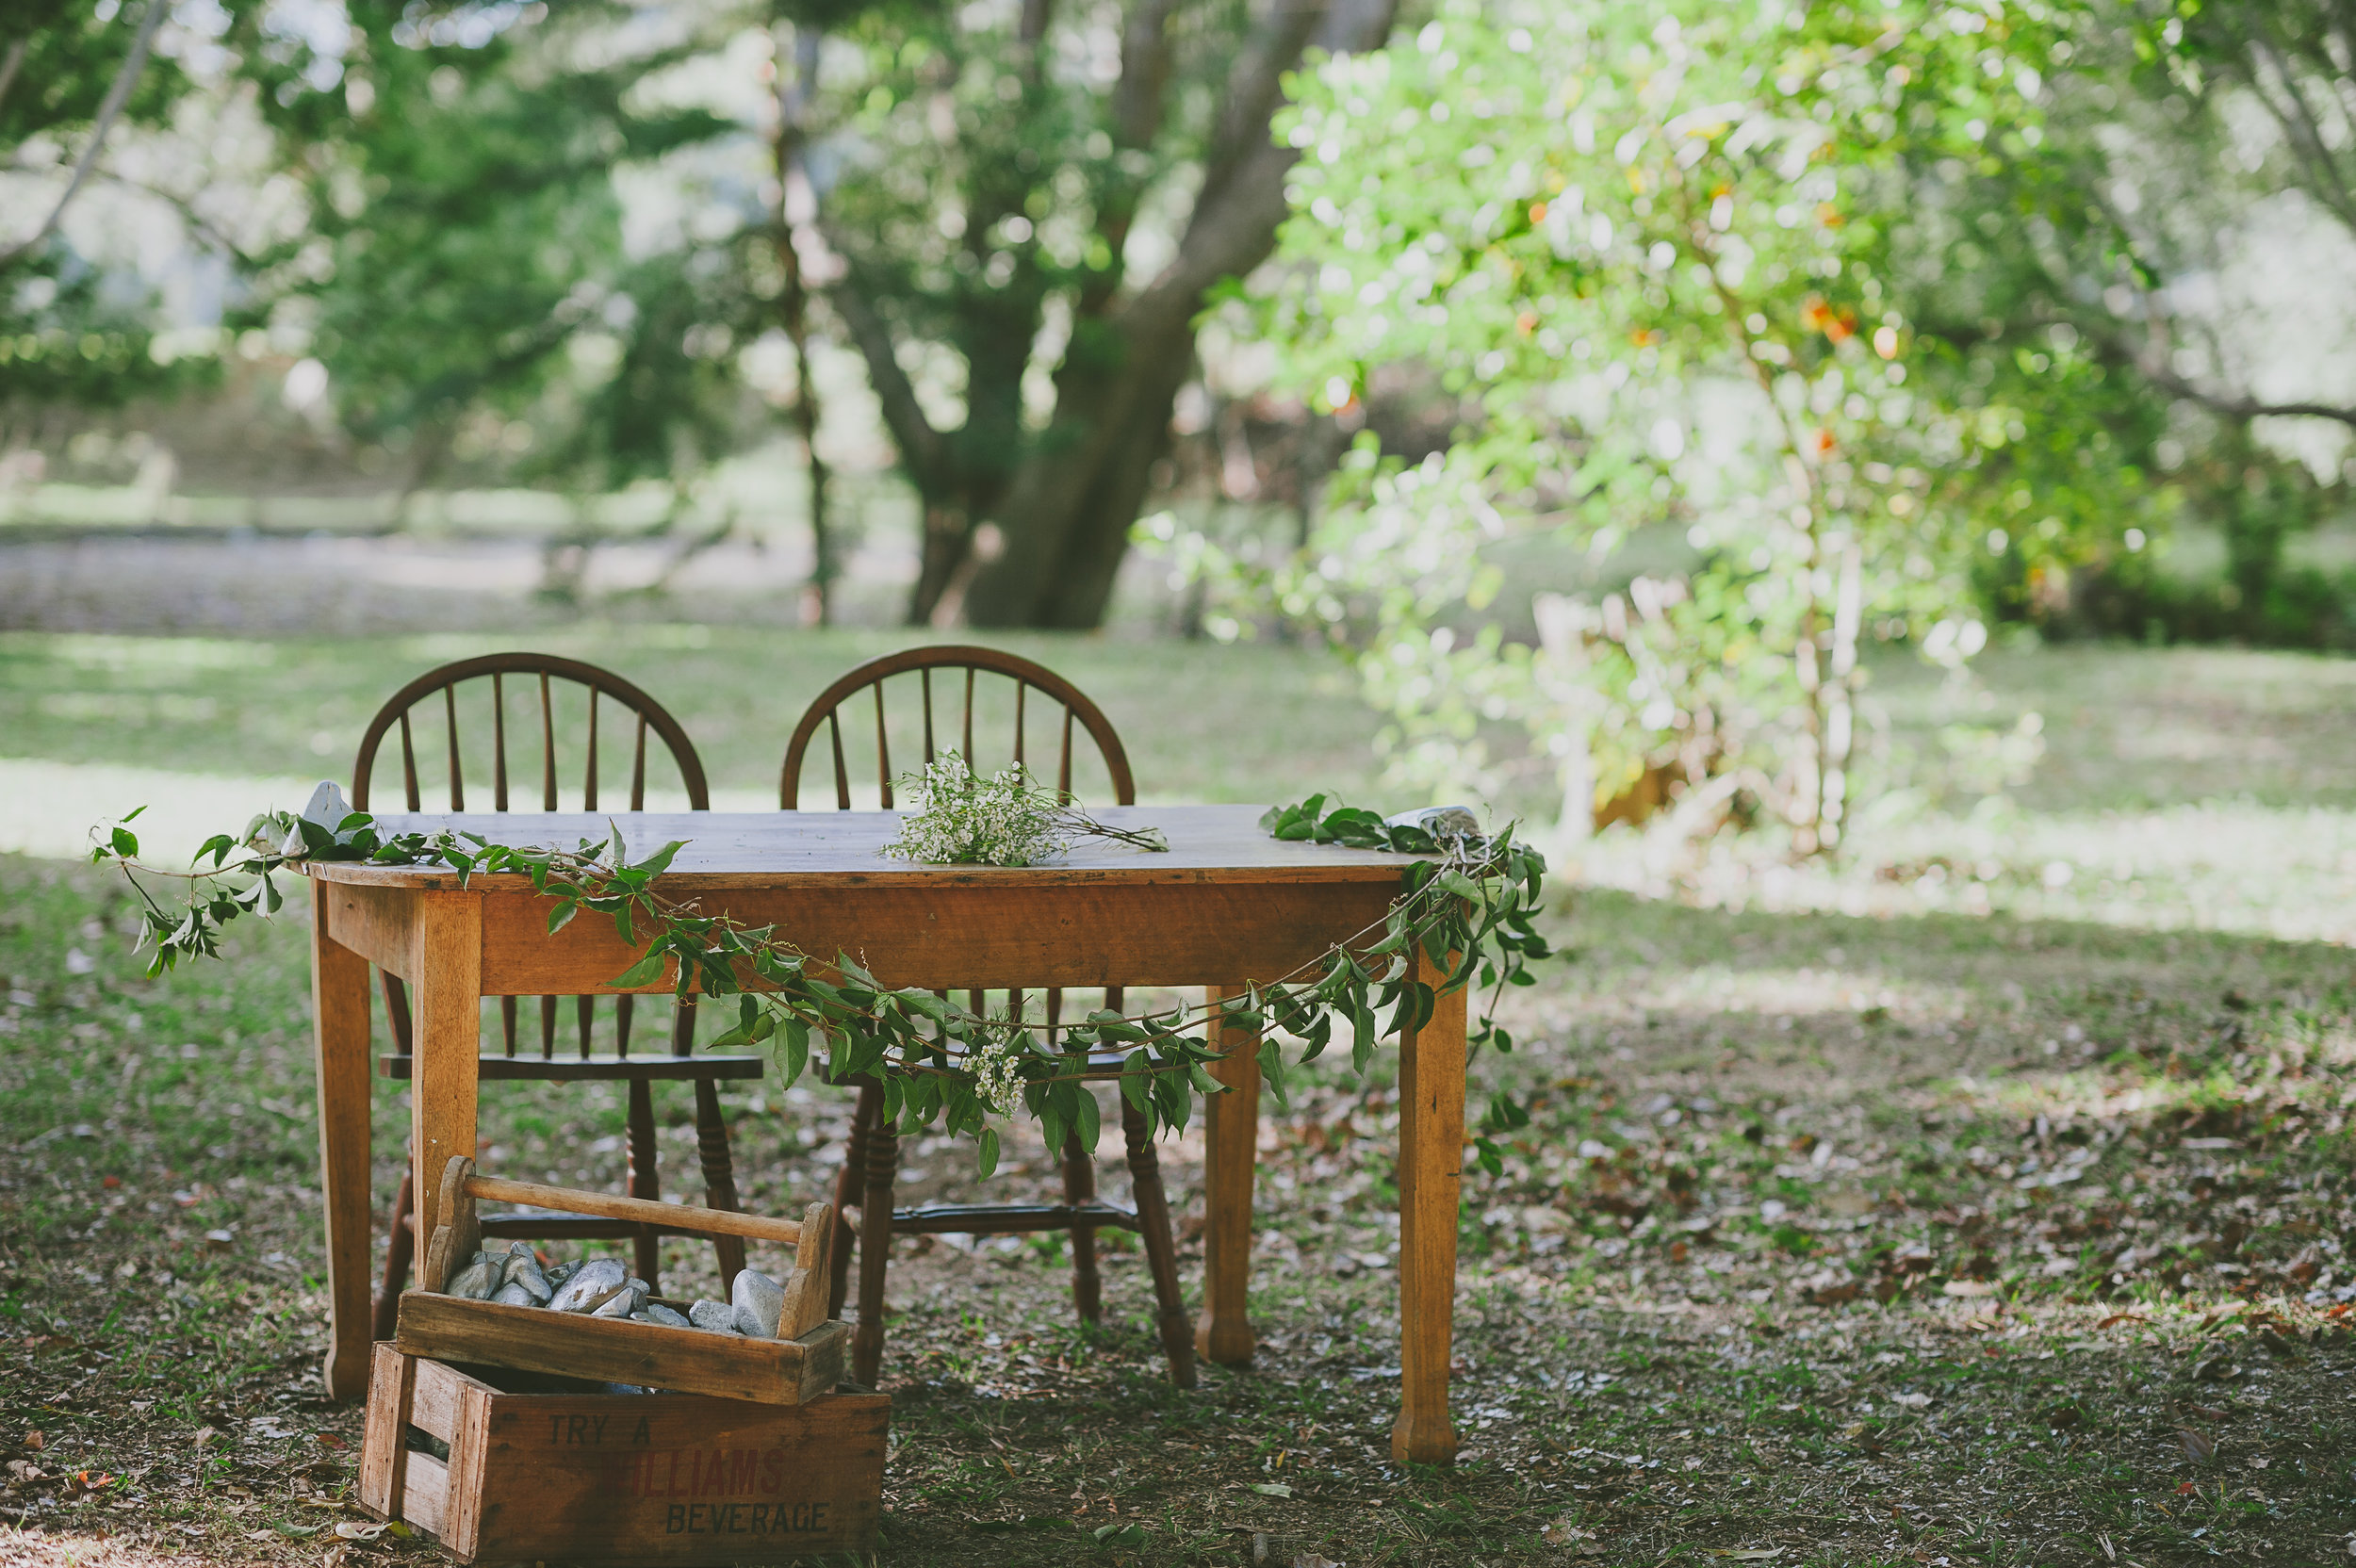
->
[305,806,1470,1464]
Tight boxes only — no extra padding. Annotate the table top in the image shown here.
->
[303,804,1421,891]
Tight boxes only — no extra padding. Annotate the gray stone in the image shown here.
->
[1383,805,1481,843]
[643,1301,692,1330]
[590,1283,643,1319]
[688,1298,739,1335]
[544,1261,576,1286]
[547,1257,629,1314]
[445,1256,501,1300]
[499,1249,553,1303]
[490,1281,540,1308]
[731,1268,786,1339]
[300,780,352,831]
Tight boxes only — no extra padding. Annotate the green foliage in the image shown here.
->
[0,0,216,413]
[1236,0,2159,845]
[87,793,1547,1172]
[235,3,754,487]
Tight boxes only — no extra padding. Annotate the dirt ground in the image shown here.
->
[6,579,2356,1565]
[6,858,2356,1567]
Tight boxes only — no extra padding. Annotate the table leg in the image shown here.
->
[853,1089,899,1388]
[1195,985,1260,1365]
[1392,950,1466,1466]
[311,879,375,1401]
[410,892,483,1277]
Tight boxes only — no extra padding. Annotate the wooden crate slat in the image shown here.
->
[358,1344,886,1563]
[397,1292,847,1406]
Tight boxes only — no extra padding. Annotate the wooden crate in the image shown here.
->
[358,1344,889,1563]
[397,1293,848,1406]
[397,1157,845,1406]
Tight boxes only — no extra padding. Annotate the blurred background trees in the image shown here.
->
[2,0,2351,843]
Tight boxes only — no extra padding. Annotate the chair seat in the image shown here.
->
[890,1200,1142,1236]
[475,1207,737,1241]
[378,1053,767,1083]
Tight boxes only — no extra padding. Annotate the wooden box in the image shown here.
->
[396,1292,849,1407]
[397,1157,845,1406]
[359,1344,889,1563]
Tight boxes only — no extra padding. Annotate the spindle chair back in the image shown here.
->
[778,646,1194,1389]
[351,653,753,1331]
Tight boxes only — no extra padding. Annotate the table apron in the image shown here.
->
[321,879,1402,994]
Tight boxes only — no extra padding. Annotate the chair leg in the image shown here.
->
[626,1079,663,1292]
[371,1167,415,1343]
[692,1079,748,1293]
[853,1086,899,1387]
[828,1083,878,1320]
[1060,1129,1103,1323]
[1123,1096,1198,1388]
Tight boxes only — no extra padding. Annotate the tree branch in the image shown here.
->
[2098,302,2356,431]
[2240,31,2356,237]
[0,38,28,119]
[83,166,248,256]
[1198,0,1325,210]
[1128,0,1398,335]
[1072,0,1179,320]
[1112,0,1178,150]
[2139,367,2356,431]
[0,0,166,269]
[824,256,950,488]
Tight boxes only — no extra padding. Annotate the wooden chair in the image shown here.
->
[779,645,1196,1389]
[355,653,761,1339]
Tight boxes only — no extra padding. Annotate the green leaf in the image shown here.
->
[610,951,666,989]
[1072,1086,1102,1152]
[975,1126,1001,1180]
[1481,1091,1530,1134]
[630,839,685,877]
[781,1018,810,1086]
[109,825,139,859]
[1257,1035,1290,1112]
[547,901,578,935]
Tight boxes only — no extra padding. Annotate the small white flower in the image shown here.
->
[883,750,1071,867]
[967,1033,1023,1115]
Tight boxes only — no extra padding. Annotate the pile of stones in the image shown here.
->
[440,1241,794,1338]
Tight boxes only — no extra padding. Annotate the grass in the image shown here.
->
[0,626,1383,809]
[6,628,2356,1565]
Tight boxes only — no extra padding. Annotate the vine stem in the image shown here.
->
[89,798,1550,1166]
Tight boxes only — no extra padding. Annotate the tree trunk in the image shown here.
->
[960,0,1399,629]
[773,18,831,625]
[965,321,1195,628]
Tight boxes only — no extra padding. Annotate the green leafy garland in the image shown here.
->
[91,792,1550,1177]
